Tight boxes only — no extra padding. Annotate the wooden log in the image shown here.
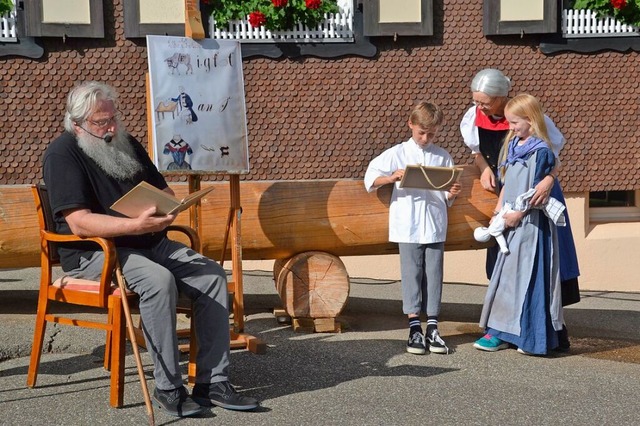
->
[0,166,495,269]
[276,251,350,319]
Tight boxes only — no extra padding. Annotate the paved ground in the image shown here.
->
[1,267,639,425]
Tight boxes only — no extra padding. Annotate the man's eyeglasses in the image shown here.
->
[86,113,120,129]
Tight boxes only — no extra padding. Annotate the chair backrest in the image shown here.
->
[32,183,60,264]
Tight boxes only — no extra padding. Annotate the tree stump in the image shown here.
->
[275,251,350,321]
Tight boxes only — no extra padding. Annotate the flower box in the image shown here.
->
[209,11,353,43]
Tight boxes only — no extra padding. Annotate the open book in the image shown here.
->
[399,165,463,191]
[110,181,214,217]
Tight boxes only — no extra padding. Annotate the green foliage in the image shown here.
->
[573,0,640,27]
[203,0,339,31]
[0,0,14,17]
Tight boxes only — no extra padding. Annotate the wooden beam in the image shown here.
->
[185,0,204,39]
[0,167,495,269]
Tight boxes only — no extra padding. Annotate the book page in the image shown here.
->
[169,186,215,214]
[110,181,180,217]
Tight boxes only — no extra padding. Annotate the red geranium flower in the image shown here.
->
[272,0,288,7]
[305,0,322,10]
[611,0,627,9]
[248,11,267,27]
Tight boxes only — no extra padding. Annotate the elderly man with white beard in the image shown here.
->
[42,81,259,417]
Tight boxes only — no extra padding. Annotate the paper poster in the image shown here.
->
[146,35,250,174]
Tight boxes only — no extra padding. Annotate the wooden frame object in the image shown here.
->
[364,0,433,37]
[399,165,463,191]
[483,0,558,36]
[23,0,104,38]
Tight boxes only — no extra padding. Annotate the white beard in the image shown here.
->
[77,127,144,181]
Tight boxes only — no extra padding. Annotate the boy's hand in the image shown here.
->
[390,169,404,184]
[447,182,462,200]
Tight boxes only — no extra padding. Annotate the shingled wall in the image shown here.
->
[1,0,639,192]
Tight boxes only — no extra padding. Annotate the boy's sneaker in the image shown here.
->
[426,329,449,354]
[473,334,509,352]
[406,330,427,355]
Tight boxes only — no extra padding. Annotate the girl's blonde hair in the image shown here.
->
[498,94,552,178]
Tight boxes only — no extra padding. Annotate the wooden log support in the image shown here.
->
[275,251,350,319]
[0,166,495,269]
[291,317,342,333]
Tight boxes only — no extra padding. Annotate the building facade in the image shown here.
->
[1,1,639,291]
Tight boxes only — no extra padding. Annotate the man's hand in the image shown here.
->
[64,207,176,238]
[134,207,176,234]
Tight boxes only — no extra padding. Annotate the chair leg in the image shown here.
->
[188,313,197,387]
[104,305,113,371]
[109,296,126,408]
[26,298,49,388]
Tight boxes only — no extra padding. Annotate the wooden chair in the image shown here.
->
[27,184,199,408]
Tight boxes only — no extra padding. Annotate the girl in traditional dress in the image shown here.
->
[473,94,566,355]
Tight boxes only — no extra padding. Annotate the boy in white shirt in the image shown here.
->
[364,101,461,354]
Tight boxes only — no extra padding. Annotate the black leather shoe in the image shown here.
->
[192,381,260,411]
[555,325,571,353]
[153,386,204,417]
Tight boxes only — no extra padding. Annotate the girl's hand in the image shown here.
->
[480,167,496,192]
[503,210,525,228]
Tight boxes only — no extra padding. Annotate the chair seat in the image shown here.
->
[53,276,135,296]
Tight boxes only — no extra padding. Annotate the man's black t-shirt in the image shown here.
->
[43,131,168,271]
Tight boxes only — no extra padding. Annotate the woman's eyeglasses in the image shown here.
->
[472,98,495,109]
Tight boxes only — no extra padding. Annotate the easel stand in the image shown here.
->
[161,0,264,362]
[222,175,265,352]
[182,174,266,354]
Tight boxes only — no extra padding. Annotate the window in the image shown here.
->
[0,0,43,58]
[541,1,640,54]
[207,0,376,59]
[363,0,433,37]
[0,0,17,42]
[210,0,355,43]
[23,0,104,38]
[124,0,187,38]
[562,1,640,38]
[483,0,557,36]
[589,190,640,222]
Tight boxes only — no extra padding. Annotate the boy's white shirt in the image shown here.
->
[459,105,565,157]
[364,138,454,244]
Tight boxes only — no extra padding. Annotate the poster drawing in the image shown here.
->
[146,35,250,174]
